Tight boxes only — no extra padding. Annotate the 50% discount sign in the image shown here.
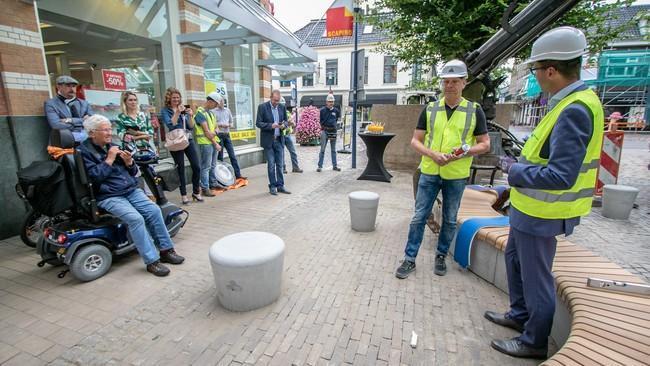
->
[102,70,127,91]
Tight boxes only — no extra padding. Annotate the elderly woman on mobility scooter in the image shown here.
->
[79,114,185,276]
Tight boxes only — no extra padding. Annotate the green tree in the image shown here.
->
[365,0,634,73]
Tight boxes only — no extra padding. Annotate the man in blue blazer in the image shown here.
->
[256,89,291,195]
[44,75,93,143]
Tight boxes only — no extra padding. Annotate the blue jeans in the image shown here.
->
[505,226,557,348]
[217,133,242,178]
[318,130,337,168]
[198,143,218,189]
[283,134,300,170]
[404,173,466,262]
[265,139,285,189]
[98,189,174,265]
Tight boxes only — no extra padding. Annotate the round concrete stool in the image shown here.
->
[209,232,285,312]
[349,191,380,232]
[602,184,639,220]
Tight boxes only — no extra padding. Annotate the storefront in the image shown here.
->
[0,0,316,238]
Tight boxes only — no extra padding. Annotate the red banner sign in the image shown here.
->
[326,6,354,38]
[102,70,126,91]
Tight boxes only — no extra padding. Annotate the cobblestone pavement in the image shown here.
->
[0,144,536,365]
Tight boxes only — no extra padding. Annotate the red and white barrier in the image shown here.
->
[595,131,624,196]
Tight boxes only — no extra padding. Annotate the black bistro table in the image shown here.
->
[358,132,395,182]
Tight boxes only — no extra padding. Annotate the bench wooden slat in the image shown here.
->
[572,310,650,337]
[571,305,650,328]
[555,343,607,365]
[561,287,650,306]
[552,262,621,269]
[565,292,650,312]
[567,337,642,365]
[571,320,650,347]
[546,353,591,366]
[571,325,650,357]
[540,359,566,366]
[569,299,650,320]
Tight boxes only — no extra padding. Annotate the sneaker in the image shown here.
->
[317,168,322,172]
[146,261,170,277]
[434,255,447,276]
[160,249,185,265]
[333,166,341,171]
[292,167,304,173]
[395,260,416,279]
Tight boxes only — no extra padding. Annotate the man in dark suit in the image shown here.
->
[44,75,93,143]
[256,89,291,195]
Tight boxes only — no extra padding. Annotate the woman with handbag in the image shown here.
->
[161,87,202,204]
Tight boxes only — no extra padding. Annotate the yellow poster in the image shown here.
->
[229,129,257,141]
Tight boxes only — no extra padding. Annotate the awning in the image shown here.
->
[178,0,317,66]
[356,93,398,106]
[300,95,343,107]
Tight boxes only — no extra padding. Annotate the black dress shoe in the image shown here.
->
[484,311,524,333]
[491,338,547,359]
[160,249,185,265]
[269,188,278,195]
[277,187,291,194]
[146,261,170,277]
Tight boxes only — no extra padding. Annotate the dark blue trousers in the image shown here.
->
[505,226,557,348]
[265,140,284,189]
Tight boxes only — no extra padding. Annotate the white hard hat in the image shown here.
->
[207,91,222,102]
[525,26,587,64]
[440,59,468,79]
[326,94,335,102]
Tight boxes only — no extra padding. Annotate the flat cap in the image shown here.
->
[56,75,79,85]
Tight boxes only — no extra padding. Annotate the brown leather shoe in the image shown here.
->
[146,261,170,277]
[160,249,185,265]
[202,188,215,197]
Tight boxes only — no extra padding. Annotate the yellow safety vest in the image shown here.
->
[282,110,293,135]
[194,107,220,145]
[420,97,478,179]
[510,89,604,219]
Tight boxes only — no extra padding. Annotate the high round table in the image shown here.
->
[358,132,395,183]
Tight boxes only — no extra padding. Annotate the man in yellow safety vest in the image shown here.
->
[395,59,490,279]
[485,27,604,359]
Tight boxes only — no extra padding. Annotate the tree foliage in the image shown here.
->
[365,0,635,72]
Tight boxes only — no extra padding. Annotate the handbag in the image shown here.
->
[164,113,190,151]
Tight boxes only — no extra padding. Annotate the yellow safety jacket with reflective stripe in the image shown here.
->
[420,97,477,179]
[282,110,293,135]
[510,89,604,219]
[194,107,220,145]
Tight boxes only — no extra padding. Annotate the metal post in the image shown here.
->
[351,6,360,169]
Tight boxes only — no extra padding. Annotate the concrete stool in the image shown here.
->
[602,184,639,220]
[349,191,380,232]
[209,232,285,312]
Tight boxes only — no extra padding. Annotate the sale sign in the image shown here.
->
[326,0,354,38]
[102,70,126,91]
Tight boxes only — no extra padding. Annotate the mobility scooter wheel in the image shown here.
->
[21,209,46,248]
[69,244,112,282]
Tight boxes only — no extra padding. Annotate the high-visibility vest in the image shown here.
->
[283,110,293,135]
[194,107,220,145]
[510,89,604,219]
[420,97,477,179]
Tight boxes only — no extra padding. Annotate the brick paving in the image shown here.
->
[0,144,536,365]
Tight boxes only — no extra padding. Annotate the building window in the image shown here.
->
[363,56,368,85]
[302,73,314,87]
[326,59,338,86]
[280,80,291,87]
[383,56,397,83]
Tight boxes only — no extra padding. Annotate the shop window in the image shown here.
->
[363,56,368,85]
[326,59,338,86]
[37,0,176,158]
[280,80,292,87]
[302,73,314,87]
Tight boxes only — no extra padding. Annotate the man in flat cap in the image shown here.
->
[44,75,93,142]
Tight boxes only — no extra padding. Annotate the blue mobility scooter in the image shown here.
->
[33,129,188,282]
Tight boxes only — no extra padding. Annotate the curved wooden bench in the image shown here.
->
[439,188,650,365]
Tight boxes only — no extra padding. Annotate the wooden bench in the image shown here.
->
[436,188,650,365]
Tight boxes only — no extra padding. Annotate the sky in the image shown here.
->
[272,0,650,33]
